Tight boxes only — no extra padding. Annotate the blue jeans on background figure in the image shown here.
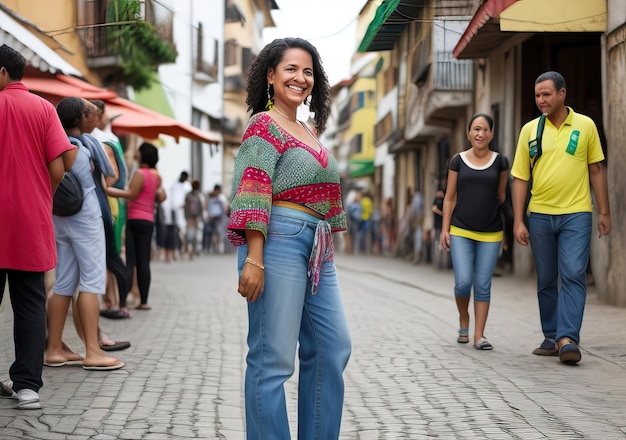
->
[238,206,352,440]
[359,220,370,253]
[529,212,591,344]
[413,226,423,262]
[449,235,501,301]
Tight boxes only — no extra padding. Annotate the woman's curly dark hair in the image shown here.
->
[246,38,331,135]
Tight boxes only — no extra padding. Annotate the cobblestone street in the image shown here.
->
[1,253,626,439]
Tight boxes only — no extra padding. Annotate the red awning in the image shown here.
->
[105,97,218,142]
[21,74,219,144]
[453,0,520,59]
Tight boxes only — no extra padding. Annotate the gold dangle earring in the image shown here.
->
[265,84,274,110]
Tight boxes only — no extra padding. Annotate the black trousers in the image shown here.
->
[104,218,128,308]
[125,219,154,306]
[0,270,46,392]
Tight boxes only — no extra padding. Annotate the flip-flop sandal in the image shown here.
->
[457,328,470,344]
[82,361,125,371]
[100,341,131,352]
[100,309,132,319]
[474,337,494,350]
[44,360,84,367]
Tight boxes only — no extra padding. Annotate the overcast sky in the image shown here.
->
[263,0,368,85]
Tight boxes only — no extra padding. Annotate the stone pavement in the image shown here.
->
[1,252,626,439]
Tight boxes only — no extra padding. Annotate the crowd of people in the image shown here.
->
[340,70,610,363]
[153,173,229,262]
[0,35,612,440]
[0,43,230,410]
[343,184,449,267]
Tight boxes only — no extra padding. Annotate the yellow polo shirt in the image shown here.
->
[361,196,373,221]
[511,108,604,215]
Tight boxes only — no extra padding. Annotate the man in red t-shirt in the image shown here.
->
[0,44,75,409]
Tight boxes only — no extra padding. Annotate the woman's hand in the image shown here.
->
[238,261,264,302]
[440,230,451,252]
[239,230,265,302]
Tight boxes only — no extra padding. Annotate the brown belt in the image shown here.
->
[272,200,324,220]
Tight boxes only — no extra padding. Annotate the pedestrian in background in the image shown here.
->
[107,142,166,311]
[85,100,131,320]
[169,171,191,256]
[45,97,124,372]
[227,37,352,440]
[359,192,373,253]
[160,197,179,262]
[90,99,127,250]
[370,200,383,254]
[184,180,205,260]
[346,191,362,254]
[205,184,228,254]
[0,44,75,409]
[511,71,610,365]
[381,197,396,255]
[431,188,445,267]
[440,113,508,350]
[409,189,424,264]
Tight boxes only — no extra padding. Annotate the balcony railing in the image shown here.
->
[432,51,472,91]
[81,24,119,60]
[374,112,393,146]
[81,0,174,61]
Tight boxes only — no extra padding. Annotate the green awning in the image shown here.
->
[358,0,401,53]
[133,72,175,118]
[349,158,376,178]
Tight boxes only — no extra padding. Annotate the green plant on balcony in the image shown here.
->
[107,0,177,91]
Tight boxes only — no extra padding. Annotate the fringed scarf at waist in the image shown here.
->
[307,220,333,295]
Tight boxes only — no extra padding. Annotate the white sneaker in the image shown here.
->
[16,389,41,410]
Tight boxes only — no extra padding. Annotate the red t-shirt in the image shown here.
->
[0,82,74,271]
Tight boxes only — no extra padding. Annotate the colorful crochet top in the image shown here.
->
[227,112,347,246]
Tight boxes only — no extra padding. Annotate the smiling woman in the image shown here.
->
[227,37,352,439]
[440,113,509,351]
[263,0,365,84]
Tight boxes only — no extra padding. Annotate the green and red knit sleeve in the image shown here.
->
[227,115,280,245]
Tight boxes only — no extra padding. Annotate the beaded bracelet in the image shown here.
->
[245,257,265,270]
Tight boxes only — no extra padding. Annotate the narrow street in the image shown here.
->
[1,253,625,439]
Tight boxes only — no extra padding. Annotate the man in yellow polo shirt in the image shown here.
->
[511,71,611,365]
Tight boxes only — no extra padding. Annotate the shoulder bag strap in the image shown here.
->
[530,114,546,172]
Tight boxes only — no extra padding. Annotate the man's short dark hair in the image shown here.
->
[56,97,84,130]
[0,44,26,81]
[536,71,566,91]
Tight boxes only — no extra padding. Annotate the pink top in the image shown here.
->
[0,82,74,271]
[127,168,160,222]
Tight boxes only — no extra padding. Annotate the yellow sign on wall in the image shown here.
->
[500,0,606,32]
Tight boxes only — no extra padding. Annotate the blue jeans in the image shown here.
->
[238,206,352,440]
[359,220,370,252]
[529,212,591,344]
[449,235,501,302]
